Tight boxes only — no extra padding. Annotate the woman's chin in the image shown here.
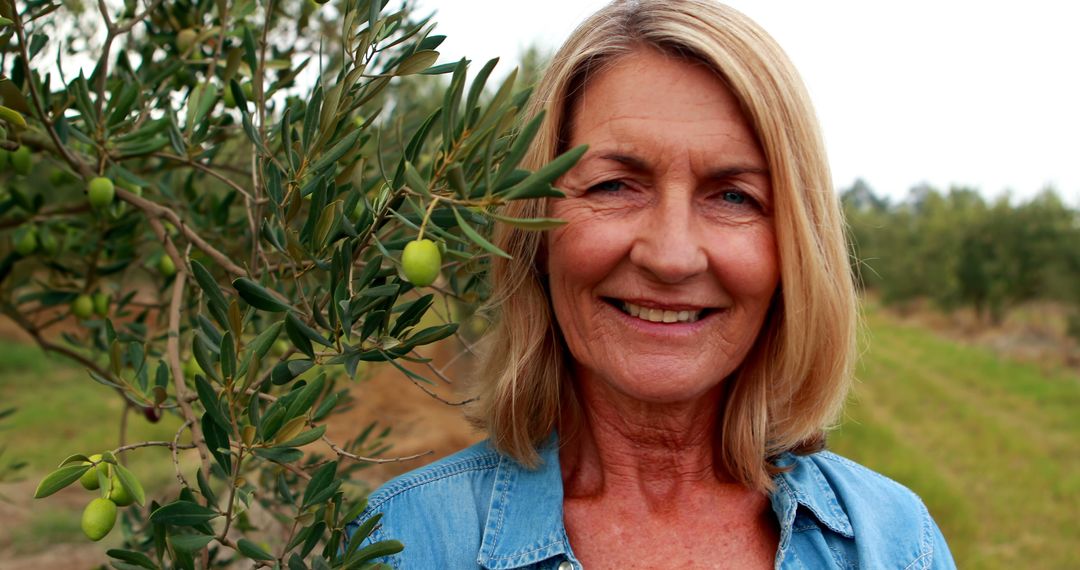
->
[581,360,729,406]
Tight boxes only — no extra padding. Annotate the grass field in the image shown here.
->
[830,305,1080,569]
[0,341,184,557]
[0,342,182,473]
[0,306,1077,568]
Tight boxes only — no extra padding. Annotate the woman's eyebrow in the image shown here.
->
[596,153,650,171]
[596,153,768,179]
[707,166,769,179]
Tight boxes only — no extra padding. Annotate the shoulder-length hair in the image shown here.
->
[468,0,857,492]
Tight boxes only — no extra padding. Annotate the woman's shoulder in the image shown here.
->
[789,450,925,509]
[775,450,956,569]
[363,439,502,513]
[346,440,504,568]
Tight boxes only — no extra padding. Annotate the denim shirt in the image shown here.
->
[347,435,955,569]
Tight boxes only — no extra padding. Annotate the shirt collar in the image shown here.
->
[477,433,572,570]
[771,452,854,539]
[475,436,855,569]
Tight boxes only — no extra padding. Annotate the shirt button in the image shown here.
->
[558,562,573,570]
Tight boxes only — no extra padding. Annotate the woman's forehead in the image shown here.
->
[565,49,766,173]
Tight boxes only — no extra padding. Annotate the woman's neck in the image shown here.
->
[559,370,732,508]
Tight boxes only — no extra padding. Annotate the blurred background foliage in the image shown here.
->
[843,179,1080,336]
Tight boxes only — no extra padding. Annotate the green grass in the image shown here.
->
[0,341,183,480]
[6,504,88,553]
[829,304,1080,569]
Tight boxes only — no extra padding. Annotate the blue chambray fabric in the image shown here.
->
[346,434,956,569]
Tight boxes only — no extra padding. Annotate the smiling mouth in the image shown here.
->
[602,298,717,324]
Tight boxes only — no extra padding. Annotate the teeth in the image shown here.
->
[621,301,701,323]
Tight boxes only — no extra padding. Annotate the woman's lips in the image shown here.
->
[622,301,701,323]
[600,297,721,326]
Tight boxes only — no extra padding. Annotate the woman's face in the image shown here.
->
[547,48,779,404]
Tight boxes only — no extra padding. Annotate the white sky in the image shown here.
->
[414,1,1080,205]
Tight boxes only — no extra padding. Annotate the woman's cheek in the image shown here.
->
[704,225,779,297]
[547,215,632,282]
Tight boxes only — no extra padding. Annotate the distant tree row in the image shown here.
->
[842,179,1080,334]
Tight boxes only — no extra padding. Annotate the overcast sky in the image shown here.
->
[413,1,1080,205]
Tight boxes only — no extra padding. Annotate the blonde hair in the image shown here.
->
[468,0,857,492]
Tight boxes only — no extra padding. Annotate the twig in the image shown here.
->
[9,5,91,178]
[248,0,278,275]
[113,0,165,34]
[172,420,193,488]
[218,448,244,540]
[424,299,482,360]
[113,440,197,455]
[411,350,462,387]
[1,306,111,380]
[436,341,478,377]
[0,203,92,230]
[118,403,129,465]
[405,375,475,406]
[118,188,246,276]
[204,0,230,80]
[185,386,276,404]
[321,435,432,464]
[92,0,115,122]
[148,216,212,479]
[272,458,312,481]
[153,152,259,202]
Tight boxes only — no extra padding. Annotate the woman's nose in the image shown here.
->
[628,195,708,284]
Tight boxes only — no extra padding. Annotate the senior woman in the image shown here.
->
[349,1,955,568]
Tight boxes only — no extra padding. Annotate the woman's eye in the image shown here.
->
[722,190,747,204]
[718,189,758,208]
[587,180,625,193]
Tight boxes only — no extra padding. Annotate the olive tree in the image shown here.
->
[6,0,579,567]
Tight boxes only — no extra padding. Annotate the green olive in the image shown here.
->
[224,82,254,107]
[87,177,115,210]
[38,229,59,256]
[81,497,117,541]
[106,475,134,507]
[271,339,290,356]
[223,85,237,107]
[352,199,367,221]
[401,238,442,287]
[72,294,95,320]
[14,226,37,256]
[79,454,107,490]
[183,355,203,379]
[10,145,31,175]
[93,292,110,317]
[158,255,177,277]
[176,28,197,52]
[117,179,142,196]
